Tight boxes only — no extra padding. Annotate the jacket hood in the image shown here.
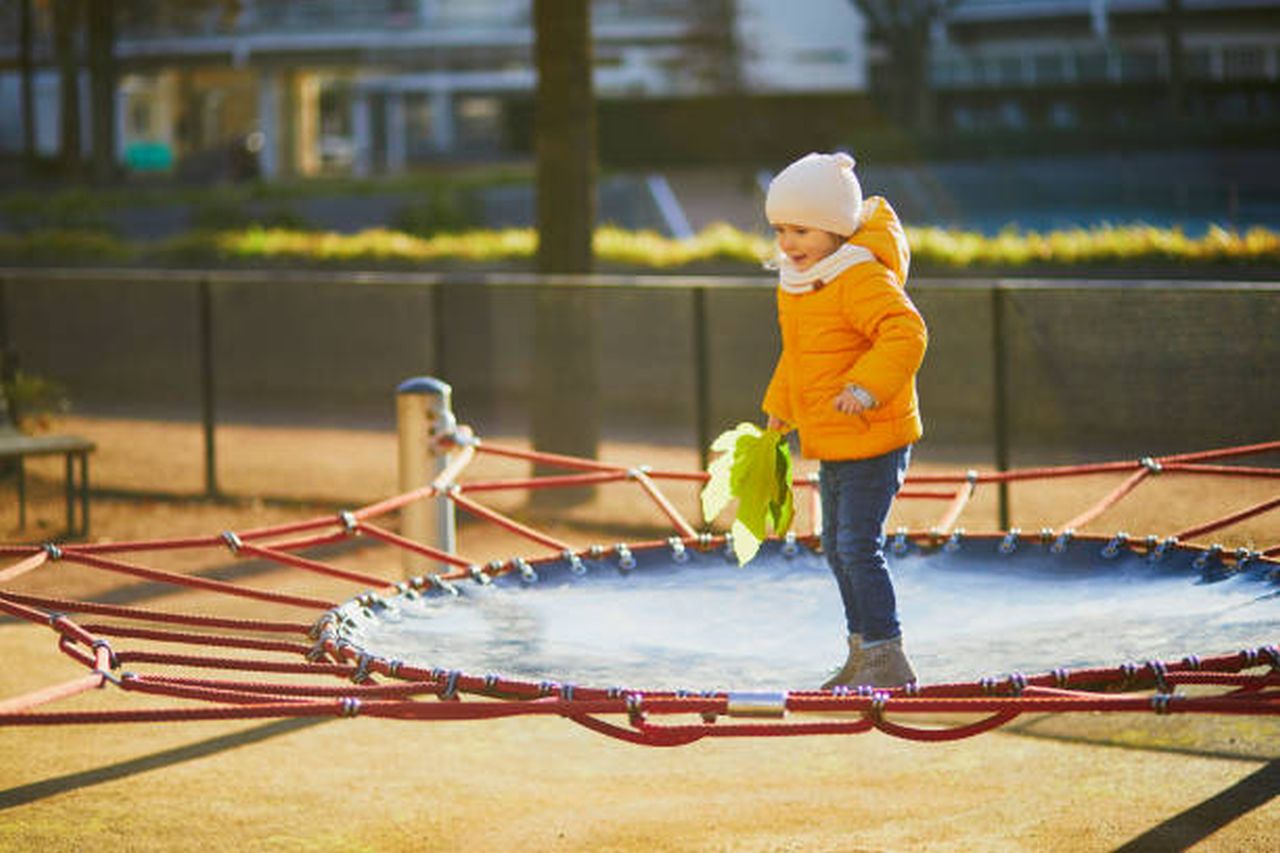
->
[847,196,910,285]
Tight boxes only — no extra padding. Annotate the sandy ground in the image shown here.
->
[0,417,1276,852]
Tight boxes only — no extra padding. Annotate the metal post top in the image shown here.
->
[397,376,452,397]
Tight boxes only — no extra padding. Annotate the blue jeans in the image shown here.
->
[819,445,911,643]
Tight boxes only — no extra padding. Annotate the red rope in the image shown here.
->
[1173,495,1280,541]
[449,492,574,554]
[459,471,631,493]
[353,521,474,569]
[472,440,628,474]
[59,550,335,612]
[631,469,698,539]
[1056,467,1152,532]
[2,436,1277,744]
[0,592,311,634]
[232,541,392,589]
[79,623,313,656]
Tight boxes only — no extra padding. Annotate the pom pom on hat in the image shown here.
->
[765,152,863,237]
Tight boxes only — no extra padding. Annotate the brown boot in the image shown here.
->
[819,634,863,690]
[849,635,916,688]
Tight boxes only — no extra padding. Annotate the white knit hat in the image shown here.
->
[765,152,863,237]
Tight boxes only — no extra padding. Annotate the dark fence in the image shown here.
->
[4,268,1277,497]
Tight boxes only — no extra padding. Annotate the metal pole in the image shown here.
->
[199,278,219,497]
[991,285,1011,530]
[396,376,457,577]
[692,285,711,470]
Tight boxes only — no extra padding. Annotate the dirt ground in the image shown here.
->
[1,417,1276,852]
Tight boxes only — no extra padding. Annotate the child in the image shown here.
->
[761,152,927,689]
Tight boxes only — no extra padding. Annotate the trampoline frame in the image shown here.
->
[1,389,1277,746]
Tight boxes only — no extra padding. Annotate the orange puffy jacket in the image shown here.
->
[762,196,927,461]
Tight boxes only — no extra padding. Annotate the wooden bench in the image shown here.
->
[0,429,96,539]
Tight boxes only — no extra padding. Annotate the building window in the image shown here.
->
[456,96,503,152]
[1222,46,1266,81]
[129,100,153,138]
[1184,47,1214,81]
[1118,50,1160,83]
[995,55,1023,87]
[1075,49,1111,84]
[406,94,436,160]
[1034,53,1067,86]
[1048,100,1078,129]
[1214,92,1251,122]
[998,99,1026,129]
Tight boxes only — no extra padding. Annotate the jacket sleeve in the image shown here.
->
[840,271,927,406]
[762,354,793,422]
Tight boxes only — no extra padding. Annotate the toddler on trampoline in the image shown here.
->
[761,152,928,689]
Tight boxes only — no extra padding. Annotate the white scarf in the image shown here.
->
[770,242,875,294]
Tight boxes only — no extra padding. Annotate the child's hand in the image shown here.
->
[766,414,791,433]
[832,387,868,416]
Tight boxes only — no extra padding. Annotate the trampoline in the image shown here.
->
[1,401,1277,746]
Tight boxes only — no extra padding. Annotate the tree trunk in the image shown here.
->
[1165,0,1186,123]
[87,0,117,184]
[53,0,83,179]
[534,0,595,274]
[19,0,36,165]
[531,0,599,503]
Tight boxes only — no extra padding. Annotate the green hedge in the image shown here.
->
[1,222,1276,271]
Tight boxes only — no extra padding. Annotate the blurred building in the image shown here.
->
[924,0,1280,135]
[0,0,1276,179]
[0,0,864,179]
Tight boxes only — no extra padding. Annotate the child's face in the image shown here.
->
[772,224,844,271]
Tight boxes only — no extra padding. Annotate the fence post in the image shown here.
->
[991,285,1011,529]
[199,277,219,498]
[396,376,457,577]
[692,285,711,470]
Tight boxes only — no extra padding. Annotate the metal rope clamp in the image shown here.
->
[512,558,537,583]
[726,691,788,719]
[221,530,243,555]
[42,543,64,561]
[1006,672,1028,696]
[393,580,419,601]
[306,630,335,663]
[868,691,890,723]
[1145,660,1170,694]
[1147,536,1177,563]
[339,510,360,536]
[781,531,799,557]
[668,537,689,564]
[429,575,459,596]
[351,654,375,684]
[1193,544,1223,572]
[438,670,462,701]
[564,550,587,576]
[1101,531,1129,559]
[91,638,120,672]
[614,543,636,572]
[998,528,1021,556]
[1050,529,1074,555]
[892,527,910,556]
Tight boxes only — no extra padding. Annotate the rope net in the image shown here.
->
[1,435,1277,748]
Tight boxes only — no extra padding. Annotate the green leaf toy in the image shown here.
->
[700,423,795,565]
